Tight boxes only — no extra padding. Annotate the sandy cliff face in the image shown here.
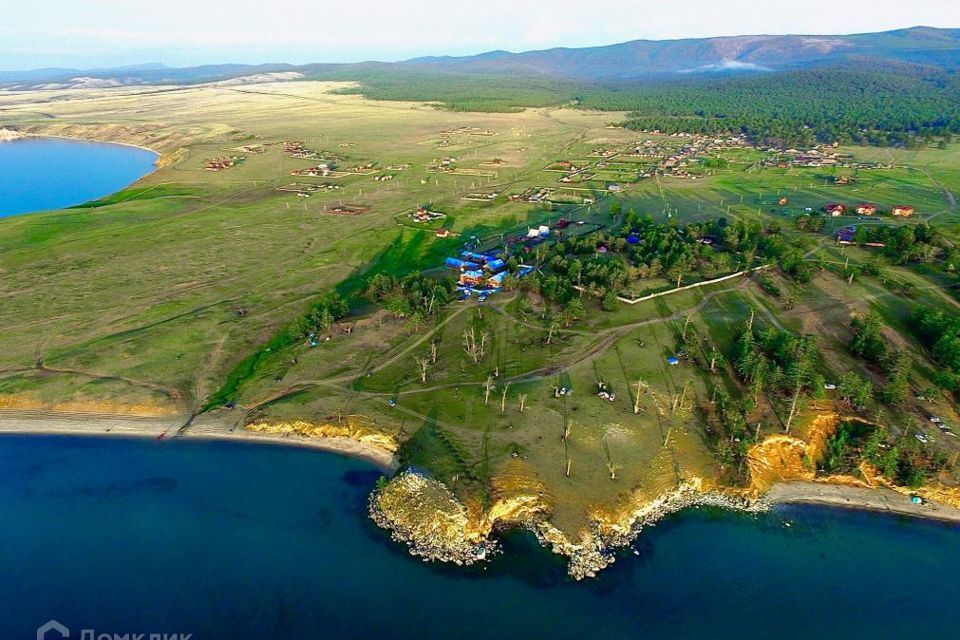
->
[16,122,233,165]
[912,484,960,509]
[746,411,846,493]
[747,412,960,511]
[0,393,178,417]
[747,435,814,492]
[470,460,554,537]
[246,418,399,452]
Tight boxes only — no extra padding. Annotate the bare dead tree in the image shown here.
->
[463,328,479,364]
[518,393,528,412]
[634,379,648,415]
[603,437,617,481]
[672,381,690,413]
[500,382,510,413]
[479,331,490,360]
[484,375,495,405]
[414,355,430,383]
[546,318,559,345]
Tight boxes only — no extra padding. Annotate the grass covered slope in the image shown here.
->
[0,82,596,412]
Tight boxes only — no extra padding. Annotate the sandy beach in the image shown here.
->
[0,409,399,473]
[767,481,960,525]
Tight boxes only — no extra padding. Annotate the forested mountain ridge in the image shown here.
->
[404,27,960,78]
[4,27,959,148]
[4,26,959,87]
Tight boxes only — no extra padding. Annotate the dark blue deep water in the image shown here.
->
[0,138,157,217]
[2,435,959,640]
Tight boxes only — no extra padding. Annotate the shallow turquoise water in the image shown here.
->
[1,434,958,640]
[0,138,157,217]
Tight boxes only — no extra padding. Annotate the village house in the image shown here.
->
[411,206,444,223]
[892,205,915,217]
[204,156,243,171]
[826,203,846,216]
[856,204,877,216]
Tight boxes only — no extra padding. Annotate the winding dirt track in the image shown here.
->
[243,278,754,418]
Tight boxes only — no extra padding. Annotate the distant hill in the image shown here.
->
[2,26,959,90]
[0,63,309,89]
[402,26,960,79]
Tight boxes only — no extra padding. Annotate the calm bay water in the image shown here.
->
[1,435,959,639]
[0,138,157,217]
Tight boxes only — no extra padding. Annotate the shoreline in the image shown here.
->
[0,410,956,524]
[766,481,960,525]
[0,127,163,172]
[0,411,399,474]
[7,130,162,161]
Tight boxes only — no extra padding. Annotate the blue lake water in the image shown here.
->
[1,435,959,639]
[0,138,157,217]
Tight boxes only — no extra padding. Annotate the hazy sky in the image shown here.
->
[2,0,959,70]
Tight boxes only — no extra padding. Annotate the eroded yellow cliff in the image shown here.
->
[246,417,399,452]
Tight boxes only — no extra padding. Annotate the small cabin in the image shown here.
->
[892,205,915,217]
